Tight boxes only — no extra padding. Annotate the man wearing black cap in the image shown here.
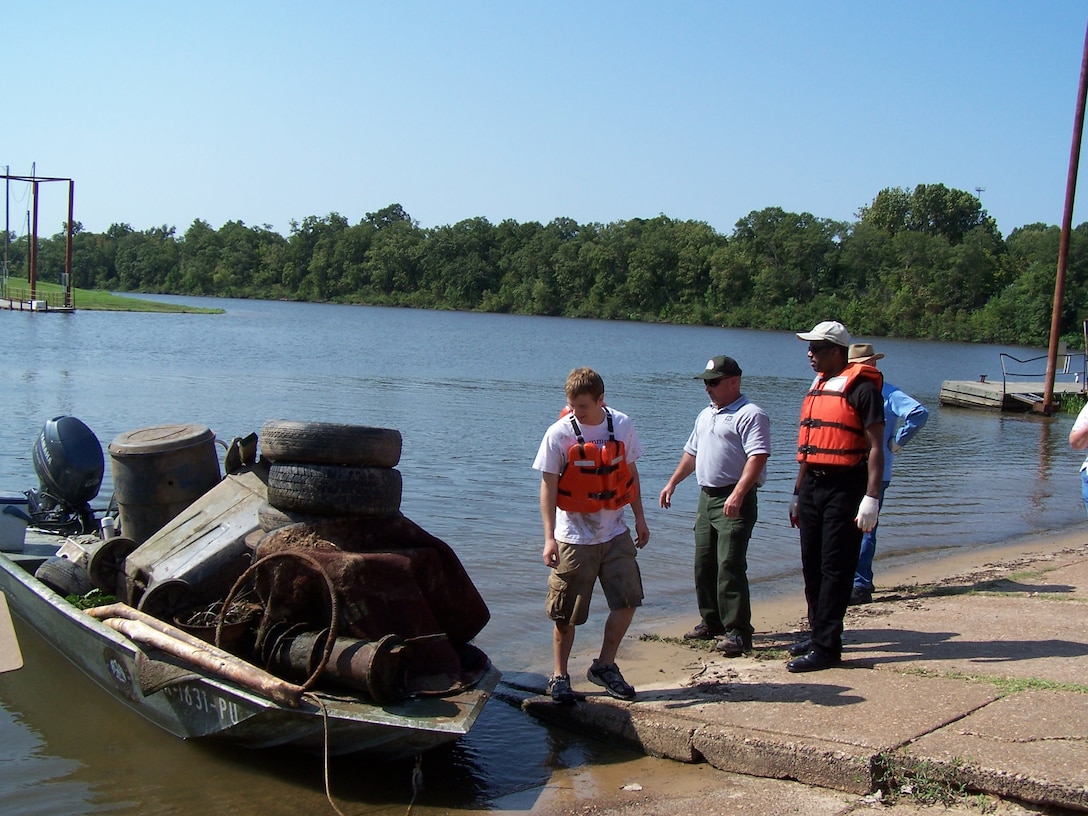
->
[787,321,885,672]
[660,355,770,657]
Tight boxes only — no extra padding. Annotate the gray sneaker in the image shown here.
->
[548,673,576,704]
[714,633,752,657]
[586,659,635,700]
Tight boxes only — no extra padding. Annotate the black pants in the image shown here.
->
[797,465,867,658]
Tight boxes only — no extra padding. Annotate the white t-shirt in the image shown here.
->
[1073,402,1088,472]
[533,408,643,545]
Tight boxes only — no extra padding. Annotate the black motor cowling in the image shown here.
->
[33,416,104,507]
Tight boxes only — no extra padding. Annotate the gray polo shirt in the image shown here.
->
[683,395,770,488]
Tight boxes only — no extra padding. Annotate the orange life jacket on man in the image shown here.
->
[796,363,883,467]
[556,410,634,513]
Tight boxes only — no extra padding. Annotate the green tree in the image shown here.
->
[114,225,179,291]
[179,219,219,294]
[858,183,999,245]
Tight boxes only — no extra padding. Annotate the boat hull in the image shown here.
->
[0,550,499,759]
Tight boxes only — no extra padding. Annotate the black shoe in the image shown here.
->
[587,660,636,700]
[786,651,841,673]
[849,585,873,606]
[713,633,750,657]
[787,638,812,657]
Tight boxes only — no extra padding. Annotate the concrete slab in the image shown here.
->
[510,660,1000,794]
[904,690,1088,812]
[502,545,1088,813]
[844,590,1088,687]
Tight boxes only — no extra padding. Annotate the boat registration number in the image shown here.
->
[163,683,243,724]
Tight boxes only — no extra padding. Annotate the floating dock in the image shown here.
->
[1,296,74,313]
[939,378,1084,412]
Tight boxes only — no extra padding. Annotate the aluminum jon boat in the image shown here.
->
[0,416,499,760]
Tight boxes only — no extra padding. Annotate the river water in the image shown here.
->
[1,296,1085,814]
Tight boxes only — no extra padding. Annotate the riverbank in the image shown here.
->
[1,278,221,312]
[497,525,1088,815]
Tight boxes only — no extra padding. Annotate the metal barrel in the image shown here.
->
[263,629,407,703]
[108,424,221,545]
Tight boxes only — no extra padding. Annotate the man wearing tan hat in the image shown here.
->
[846,343,928,605]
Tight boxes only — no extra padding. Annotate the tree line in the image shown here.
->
[4,183,1088,347]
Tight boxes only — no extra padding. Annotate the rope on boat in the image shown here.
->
[407,754,423,814]
[303,690,349,816]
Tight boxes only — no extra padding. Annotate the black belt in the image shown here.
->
[807,464,866,479]
[701,484,737,497]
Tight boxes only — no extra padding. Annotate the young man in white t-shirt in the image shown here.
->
[533,367,650,703]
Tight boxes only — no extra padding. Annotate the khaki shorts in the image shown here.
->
[546,530,644,625]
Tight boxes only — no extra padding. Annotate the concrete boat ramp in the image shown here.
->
[497,544,1088,814]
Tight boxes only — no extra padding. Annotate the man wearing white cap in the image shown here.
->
[786,321,885,672]
[846,343,928,605]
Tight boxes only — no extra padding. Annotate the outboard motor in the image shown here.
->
[27,415,105,535]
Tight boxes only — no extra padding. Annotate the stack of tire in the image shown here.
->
[258,420,404,532]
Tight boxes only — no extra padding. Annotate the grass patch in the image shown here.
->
[3,277,222,313]
[875,755,977,808]
[1057,390,1086,414]
[638,631,790,661]
[65,589,116,609]
[899,666,1088,695]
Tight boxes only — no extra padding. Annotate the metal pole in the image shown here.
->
[65,179,74,308]
[3,165,8,286]
[29,180,39,304]
[1044,17,1088,414]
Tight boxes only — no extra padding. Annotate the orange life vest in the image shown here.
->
[556,410,634,513]
[796,363,883,466]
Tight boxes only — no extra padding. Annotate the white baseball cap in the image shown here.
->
[796,320,851,347]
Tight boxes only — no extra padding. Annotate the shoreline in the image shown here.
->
[532,521,1088,702]
[644,522,1088,644]
[511,523,1088,816]
[517,521,1088,681]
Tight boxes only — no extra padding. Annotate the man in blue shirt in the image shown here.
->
[846,344,929,605]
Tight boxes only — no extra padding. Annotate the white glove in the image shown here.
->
[889,441,903,454]
[788,495,798,518]
[855,495,880,532]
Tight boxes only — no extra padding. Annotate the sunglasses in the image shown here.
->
[704,375,737,387]
[807,342,837,353]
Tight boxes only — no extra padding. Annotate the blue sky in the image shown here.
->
[5,2,1088,240]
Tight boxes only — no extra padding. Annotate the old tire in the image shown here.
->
[266,462,402,517]
[138,578,195,621]
[87,535,139,593]
[257,501,332,532]
[35,556,96,597]
[259,420,402,467]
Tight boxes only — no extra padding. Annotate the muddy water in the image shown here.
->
[1,296,1085,813]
